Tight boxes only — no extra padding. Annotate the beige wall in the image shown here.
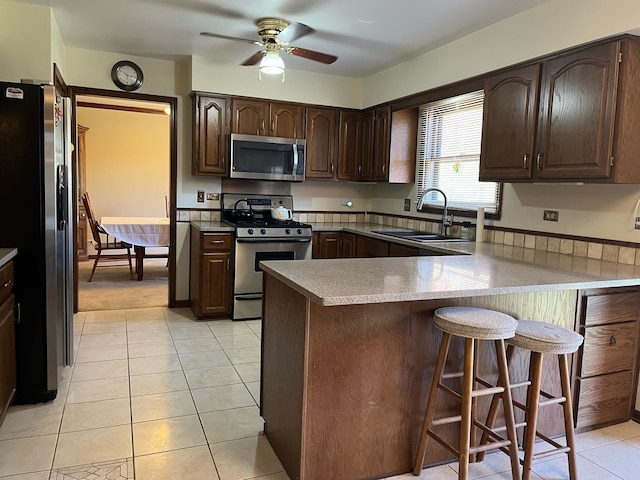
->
[0,1,53,82]
[5,0,640,298]
[76,107,170,220]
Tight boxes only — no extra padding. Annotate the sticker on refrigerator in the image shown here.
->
[5,87,24,99]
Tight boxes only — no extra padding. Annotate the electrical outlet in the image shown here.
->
[543,210,559,222]
[404,199,411,212]
[197,190,204,203]
[206,193,219,201]
[635,217,640,230]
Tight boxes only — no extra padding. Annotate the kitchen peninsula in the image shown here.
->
[259,252,640,480]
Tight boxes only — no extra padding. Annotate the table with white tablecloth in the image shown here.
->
[100,217,169,280]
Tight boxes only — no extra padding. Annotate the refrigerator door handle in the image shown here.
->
[57,165,66,230]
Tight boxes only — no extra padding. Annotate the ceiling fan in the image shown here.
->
[200,17,338,76]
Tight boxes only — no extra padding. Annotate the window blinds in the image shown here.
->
[415,90,500,215]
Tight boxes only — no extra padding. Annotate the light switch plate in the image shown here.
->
[197,190,205,203]
[404,199,411,211]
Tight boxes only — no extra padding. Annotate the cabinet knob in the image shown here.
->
[2,280,11,288]
[610,335,617,346]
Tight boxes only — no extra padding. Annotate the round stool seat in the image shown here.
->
[434,307,517,340]
[508,320,584,354]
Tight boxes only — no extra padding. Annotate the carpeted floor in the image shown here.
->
[77,257,168,311]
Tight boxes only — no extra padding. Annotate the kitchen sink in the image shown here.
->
[372,230,470,242]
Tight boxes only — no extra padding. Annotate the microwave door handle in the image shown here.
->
[292,143,299,174]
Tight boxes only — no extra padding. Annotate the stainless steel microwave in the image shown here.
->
[230,133,306,182]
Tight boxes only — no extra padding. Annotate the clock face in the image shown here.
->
[111,61,143,91]
[116,65,138,86]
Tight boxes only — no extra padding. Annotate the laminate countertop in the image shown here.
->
[261,223,640,306]
[0,248,17,268]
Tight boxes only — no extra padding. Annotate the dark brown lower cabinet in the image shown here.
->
[312,232,356,259]
[574,288,640,431]
[0,260,16,427]
[190,229,234,319]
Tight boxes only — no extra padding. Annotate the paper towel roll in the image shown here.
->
[476,207,484,243]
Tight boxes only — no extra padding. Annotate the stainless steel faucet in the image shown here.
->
[416,188,452,236]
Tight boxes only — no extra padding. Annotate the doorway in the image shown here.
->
[69,86,178,312]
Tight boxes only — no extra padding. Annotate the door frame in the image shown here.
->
[68,86,178,311]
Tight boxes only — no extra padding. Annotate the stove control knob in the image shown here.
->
[247,229,254,235]
[297,228,303,235]
[285,228,291,234]
[260,228,267,235]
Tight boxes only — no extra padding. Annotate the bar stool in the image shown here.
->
[479,319,584,480]
[412,306,521,479]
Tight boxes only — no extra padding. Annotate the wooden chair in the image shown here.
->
[81,192,134,282]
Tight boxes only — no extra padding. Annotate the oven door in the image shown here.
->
[234,238,312,320]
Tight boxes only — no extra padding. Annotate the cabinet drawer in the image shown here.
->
[0,262,13,306]
[201,233,233,252]
[581,322,638,376]
[584,293,640,326]
[576,370,633,429]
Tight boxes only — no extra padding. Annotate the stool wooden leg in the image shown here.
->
[476,344,516,462]
[459,337,475,479]
[413,332,452,476]
[522,351,543,480]
[559,353,578,480]
[495,339,521,480]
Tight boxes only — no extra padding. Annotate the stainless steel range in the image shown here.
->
[222,193,312,320]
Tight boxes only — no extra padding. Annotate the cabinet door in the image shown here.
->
[341,233,357,258]
[536,42,620,179]
[338,110,363,181]
[388,242,419,257]
[479,64,540,181]
[372,106,391,181]
[194,95,229,175]
[313,232,340,259]
[305,107,338,180]
[270,102,304,138]
[232,98,269,135]
[576,370,633,429]
[360,110,374,181]
[356,235,389,257]
[200,252,232,315]
[0,295,16,420]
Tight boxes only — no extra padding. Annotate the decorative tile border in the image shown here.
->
[50,458,134,480]
[177,208,640,267]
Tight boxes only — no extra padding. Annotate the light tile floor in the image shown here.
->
[0,306,639,479]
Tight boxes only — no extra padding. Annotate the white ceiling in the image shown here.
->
[14,0,550,78]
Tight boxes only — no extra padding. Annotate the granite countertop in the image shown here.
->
[261,222,640,306]
[189,221,235,233]
[0,248,17,268]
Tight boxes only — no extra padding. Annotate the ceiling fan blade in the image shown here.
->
[277,21,314,44]
[287,47,337,65]
[200,31,262,47]
[242,51,265,66]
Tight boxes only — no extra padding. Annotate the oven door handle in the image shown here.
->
[236,238,311,244]
[236,295,263,301]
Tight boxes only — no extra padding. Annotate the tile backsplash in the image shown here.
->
[179,209,640,267]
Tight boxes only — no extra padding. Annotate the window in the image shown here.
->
[415,89,501,217]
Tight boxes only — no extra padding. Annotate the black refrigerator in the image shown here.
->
[0,82,74,404]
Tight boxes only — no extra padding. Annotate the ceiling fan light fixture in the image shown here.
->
[259,51,285,75]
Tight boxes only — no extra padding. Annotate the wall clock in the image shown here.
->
[111,60,144,91]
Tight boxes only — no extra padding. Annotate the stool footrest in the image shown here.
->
[432,415,462,426]
[442,372,463,380]
[438,383,462,401]
[470,385,505,398]
[539,396,566,407]
[533,446,571,460]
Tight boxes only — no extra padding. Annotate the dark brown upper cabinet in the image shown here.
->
[232,98,304,138]
[371,106,391,181]
[480,36,640,183]
[305,106,338,180]
[192,93,230,176]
